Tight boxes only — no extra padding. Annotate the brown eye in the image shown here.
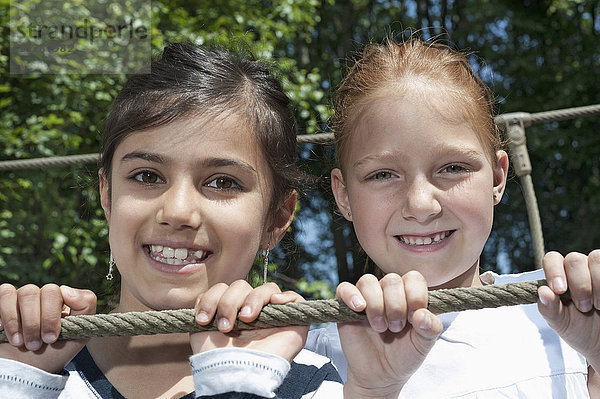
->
[206,176,242,191]
[216,177,232,189]
[133,171,163,184]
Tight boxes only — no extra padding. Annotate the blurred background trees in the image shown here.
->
[1,0,599,307]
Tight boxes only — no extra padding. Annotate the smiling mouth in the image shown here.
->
[145,245,210,265]
[396,230,454,246]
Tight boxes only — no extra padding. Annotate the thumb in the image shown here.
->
[60,286,97,316]
[409,309,442,355]
[537,285,569,336]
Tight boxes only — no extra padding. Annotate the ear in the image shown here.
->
[492,150,509,205]
[99,169,111,221]
[264,190,298,248]
[331,168,352,221]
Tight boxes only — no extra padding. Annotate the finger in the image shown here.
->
[336,281,366,312]
[270,291,305,305]
[0,283,23,347]
[356,274,387,333]
[237,282,284,322]
[588,250,600,310]
[214,281,253,333]
[542,251,568,294]
[60,286,97,316]
[563,252,593,312]
[403,271,429,324]
[410,308,443,354]
[537,285,568,336]
[40,284,63,344]
[17,284,42,351]
[194,283,229,326]
[380,273,407,333]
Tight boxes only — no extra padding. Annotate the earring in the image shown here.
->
[106,252,115,281]
[347,210,352,217]
[262,248,270,285]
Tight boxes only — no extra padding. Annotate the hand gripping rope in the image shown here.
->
[0,280,569,342]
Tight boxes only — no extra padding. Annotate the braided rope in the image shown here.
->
[0,153,100,171]
[526,104,600,124]
[2,104,598,172]
[0,280,562,342]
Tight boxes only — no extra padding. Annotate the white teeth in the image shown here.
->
[162,247,175,258]
[401,231,450,246]
[174,248,188,260]
[148,244,206,265]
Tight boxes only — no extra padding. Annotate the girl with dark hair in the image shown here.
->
[0,43,342,398]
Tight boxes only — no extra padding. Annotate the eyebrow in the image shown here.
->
[352,146,485,169]
[352,151,399,169]
[120,151,166,164]
[120,152,257,173]
[198,157,257,173]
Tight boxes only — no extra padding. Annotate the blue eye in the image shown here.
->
[132,170,164,184]
[441,164,468,173]
[371,171,394,180]
[206,176,242,191]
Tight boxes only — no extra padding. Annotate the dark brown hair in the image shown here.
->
[101,43,303,215]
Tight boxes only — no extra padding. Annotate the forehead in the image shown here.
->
[113,113,266,169]
[346,93,487,162]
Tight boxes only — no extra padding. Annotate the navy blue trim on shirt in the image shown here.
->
[196,359,343,399]
[66,346,195,399]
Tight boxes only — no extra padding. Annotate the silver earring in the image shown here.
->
[262,248,270,285]
[106,252,114,281]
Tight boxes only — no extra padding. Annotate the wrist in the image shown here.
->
[343,378,403,399]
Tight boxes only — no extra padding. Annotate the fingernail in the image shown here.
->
[550,277,566,292]
[26,340,41,351]
[239,306,252,317]
[372,316,387,332]
[579,299,592,313]
[196,311,209,323]
[539,295,549,306]
[42,332,57,344]
[218,318,230,331]
[389,320,404,333]
[350,295,365,309]
[11,332,23,346]
[418,313,432,331]
[596,298,600,310]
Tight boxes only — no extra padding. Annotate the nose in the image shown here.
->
[156,180,202,230]
[401,175,442,223]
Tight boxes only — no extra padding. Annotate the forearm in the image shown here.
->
[343,371,403,399]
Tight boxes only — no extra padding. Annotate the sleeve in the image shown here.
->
[305,324,347,382]
[276,350,343,399]
[190,348,290,399]
[0,358,68,399]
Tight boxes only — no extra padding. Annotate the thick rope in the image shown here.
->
[2,104,599,172]
[0,280,566,342]
[0,153,100,172]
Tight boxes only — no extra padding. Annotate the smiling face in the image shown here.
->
[100,114,291,312]
[332,91,508,289]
